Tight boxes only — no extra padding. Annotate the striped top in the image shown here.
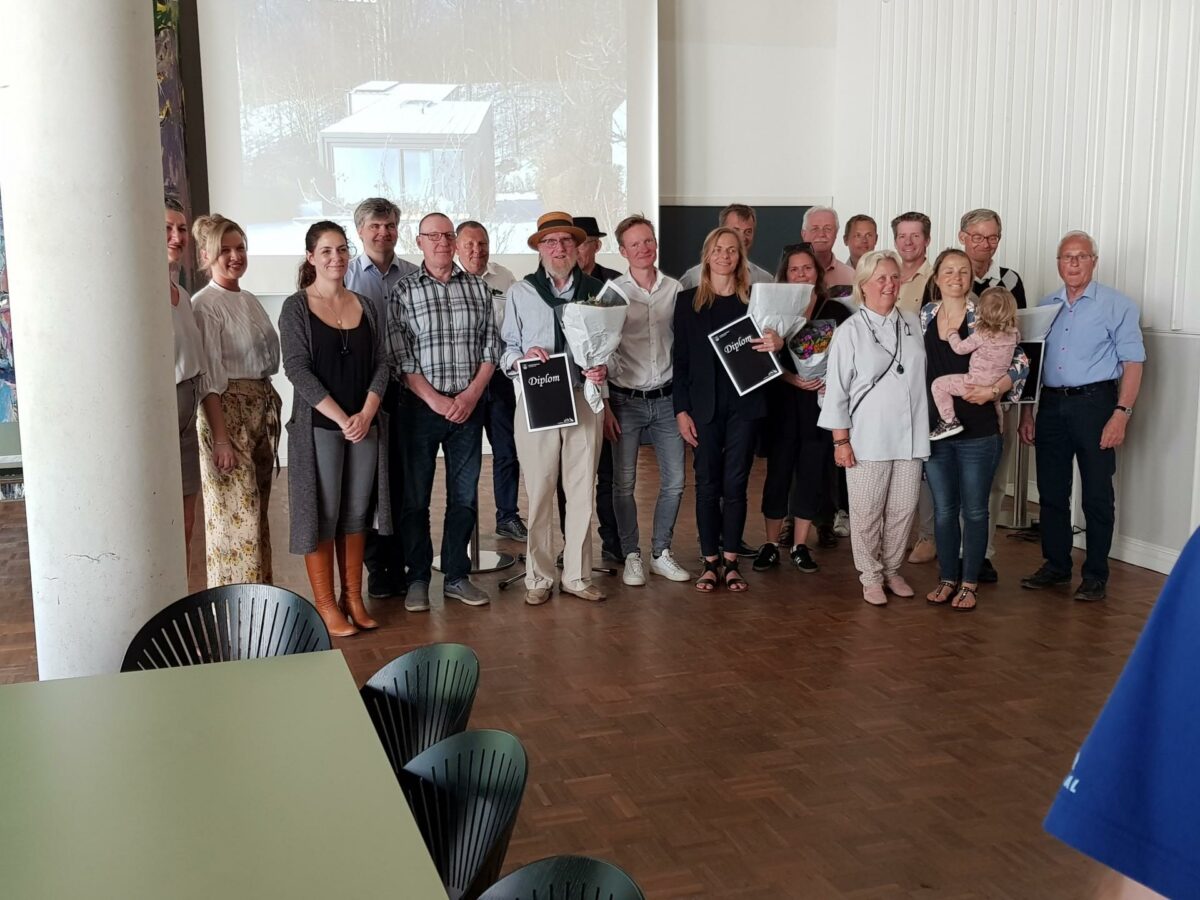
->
[192,281,280,398]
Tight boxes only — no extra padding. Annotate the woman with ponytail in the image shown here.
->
[191,214,281,586]
[280,222,390,637]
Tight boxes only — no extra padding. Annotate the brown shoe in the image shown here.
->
[560,583,607,602]
[336,533,379,630]
[525,588,552,606]
[305,541,357,638]
[907,538,936,564]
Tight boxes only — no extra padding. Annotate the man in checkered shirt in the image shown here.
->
[386,212,502,612]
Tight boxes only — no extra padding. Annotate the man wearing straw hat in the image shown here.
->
[500,212,610,606]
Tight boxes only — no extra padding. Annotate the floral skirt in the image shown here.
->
[197,378,282,587]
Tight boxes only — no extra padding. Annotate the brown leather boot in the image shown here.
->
[305,540,357,638]
[336,532,379,630]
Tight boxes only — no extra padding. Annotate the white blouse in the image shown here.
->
[818,305,930,462]
[191,281,280,398]
[171,281,205,385]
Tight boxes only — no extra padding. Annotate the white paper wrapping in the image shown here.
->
[748,282,811,341]
[560,284,629,413]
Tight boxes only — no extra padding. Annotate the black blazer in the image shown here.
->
[672,288,768,426]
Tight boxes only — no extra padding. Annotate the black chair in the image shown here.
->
[479,855,645,900]
[360,643,481,774]
[121,583,330,671]
[400,729,528,900]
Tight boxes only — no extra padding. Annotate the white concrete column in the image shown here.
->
[0,0,188,678]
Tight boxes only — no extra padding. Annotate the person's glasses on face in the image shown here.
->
[1058,252,1094,265]
[539,237,576,249]
[964,232,1001,247]
[419,231,456,244]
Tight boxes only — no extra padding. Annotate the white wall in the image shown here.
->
[829,0,1200,572]
[658,1,837,205]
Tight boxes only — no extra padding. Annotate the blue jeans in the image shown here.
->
[610,392,686,556]
[483,371,520,525]
[924,434,1003,584]
[400,396,483,585]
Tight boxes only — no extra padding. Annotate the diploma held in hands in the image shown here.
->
[707,314,783,396]
[518,353,579,431]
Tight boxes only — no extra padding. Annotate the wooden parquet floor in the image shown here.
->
[0,454,1166,898]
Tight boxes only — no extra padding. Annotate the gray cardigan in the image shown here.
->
[280,289,392,555]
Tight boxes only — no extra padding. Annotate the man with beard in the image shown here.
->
[500,212,609,605]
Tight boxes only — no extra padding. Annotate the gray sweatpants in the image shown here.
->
[313,425,379,541]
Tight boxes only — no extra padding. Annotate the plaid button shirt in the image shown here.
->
[386,264,501,394]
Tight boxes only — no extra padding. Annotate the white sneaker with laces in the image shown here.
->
[650,548,690,582]
[833,510,851,537]
[623,551,646,586]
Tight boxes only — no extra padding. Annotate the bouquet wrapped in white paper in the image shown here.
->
[748,282,811,341]
[1016,302,1062,340]
[787,319,838,382]
[560,280,629,413]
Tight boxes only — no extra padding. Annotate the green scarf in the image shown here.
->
[523,264,604,354]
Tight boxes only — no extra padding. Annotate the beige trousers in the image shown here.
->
[514,390,603,591]
[846,459,924,586]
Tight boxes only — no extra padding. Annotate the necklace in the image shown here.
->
[310,288,351,355]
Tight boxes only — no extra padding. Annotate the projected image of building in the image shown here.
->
[318,82,495,220]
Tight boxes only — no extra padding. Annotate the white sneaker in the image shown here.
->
[623,552,646,586]
[833,510,851,537]
[650,548,690,582]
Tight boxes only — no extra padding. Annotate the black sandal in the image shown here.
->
[723,557,748,592]
[695,558,721,592]
[952,585,978,612]
[926,580,957,605]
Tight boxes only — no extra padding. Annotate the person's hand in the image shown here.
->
[752,328,784,353]
[1018,411,1036,445]
[676,411,698,448]
[961,384,995,405]
[603,406,621,442]
[583,364,607,385]
[834,442,856,468]
[1100,412,1129,449]
[343,412,370,443]
[523,346,549,363]
[212,441,237,473]
[446,388,481,424]
[424,393,455,420]
[797,377,824,392]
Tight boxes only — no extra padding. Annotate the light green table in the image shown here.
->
[0,651,446,899]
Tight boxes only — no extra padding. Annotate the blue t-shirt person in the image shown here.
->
[1045,527,1200,896]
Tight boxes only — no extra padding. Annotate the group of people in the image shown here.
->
[165,197,1145,634]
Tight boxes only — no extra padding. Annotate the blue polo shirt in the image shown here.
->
[1039,280,1145,388]
[1044,527,1200,896]
[344,253,418,324]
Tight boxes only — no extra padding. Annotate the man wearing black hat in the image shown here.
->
[560,215,621,563]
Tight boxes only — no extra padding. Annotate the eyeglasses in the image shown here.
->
[782,242,815,255]
[963,232,1001,246]
[539,237,576,249]
[1057,253,1095,264]
[418,231,456,244]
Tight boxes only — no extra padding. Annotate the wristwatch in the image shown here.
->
[1115,405,1134,417]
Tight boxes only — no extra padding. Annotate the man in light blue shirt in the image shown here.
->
[1018,231,1145,602]
[343,197,418,601]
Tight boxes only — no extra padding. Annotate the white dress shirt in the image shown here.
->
[818,305,929,462]
[171,280,205,384]
[192,281,281,398]
[481,261,518,328]
[610,268,679,391]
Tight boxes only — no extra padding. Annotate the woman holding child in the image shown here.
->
[919,249,1028,611]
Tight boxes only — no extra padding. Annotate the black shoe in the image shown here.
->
[602,547,624,564]
[1074,579,1107,602]
[1020,566,1072,590]
[817,525,838,549]
[367,576,406,600]
[736,541,757,558]
[496,518,528,542]
[753,542,780,571]
[790,544,819,574]
[977,558,998,584]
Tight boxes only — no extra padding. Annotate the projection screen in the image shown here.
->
[198,0,658,294]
